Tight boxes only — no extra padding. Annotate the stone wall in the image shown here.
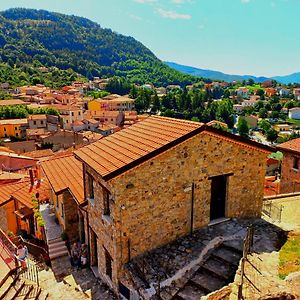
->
[280,151,300,194]
[0,201,17,234]
[84,131,268,291]
[84,164,117,289]
[0,206,9,232]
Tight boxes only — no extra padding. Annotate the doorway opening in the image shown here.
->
[210,175,227,221]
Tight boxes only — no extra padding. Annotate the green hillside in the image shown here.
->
[0,8,199,87]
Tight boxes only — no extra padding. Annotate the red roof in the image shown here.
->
[41,154,84,204]
[75,116,272,181]
[277,137,300,153]
[0,179,49,208]
[75,116,203,179]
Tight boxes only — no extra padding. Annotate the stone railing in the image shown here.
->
[0,228,18,270]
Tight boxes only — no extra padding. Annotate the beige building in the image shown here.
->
[74,116,271,298]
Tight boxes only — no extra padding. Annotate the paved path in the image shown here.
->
[40,204,62,241]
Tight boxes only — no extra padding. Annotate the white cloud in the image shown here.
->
[134,0,157,3]
[171,0,189,3]
[157,8,192,19]
[129,14,143,21]
[241,0,251,3]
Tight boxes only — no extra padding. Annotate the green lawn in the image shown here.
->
[279,234,300,279]
[286,118,300,126]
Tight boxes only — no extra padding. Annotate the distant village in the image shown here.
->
[0,76,300,299]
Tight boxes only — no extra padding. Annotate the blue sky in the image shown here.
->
[0,0,298,77]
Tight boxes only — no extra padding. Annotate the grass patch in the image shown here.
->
[278,233,300,279]
[286,118,300,126]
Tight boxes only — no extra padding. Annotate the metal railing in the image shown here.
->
[19,261,39,286]
[262,201,283,223]
[0,228,18,270]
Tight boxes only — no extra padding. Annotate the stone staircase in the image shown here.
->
[0,274,48,300]
[173,240,243,300]
[48,238,69,261]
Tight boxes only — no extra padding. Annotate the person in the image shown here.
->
[70,242,80,268]
[16,244,28,270]
[80,244,88,268]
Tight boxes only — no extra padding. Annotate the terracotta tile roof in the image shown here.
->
[24,149,54,159]
[0,119,28,125]
[75,116,273,181]
[28,114,47,120]
[0,179,49,208]
[0,100,27,106]
[277,137,300,153]
[75,116,203,179]
[41,154,84,204]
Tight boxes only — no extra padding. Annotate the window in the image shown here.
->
[33,121,36,125]
[293,157,299,170]
[15,127,17,130]
[78,112,81,116]
[103,189,111,216]
[41,121,44,125]
[87,173,95,200]
[61,202,64,218]
[71,112,74,116]
[119,282,130,300]
[104,248,113,280]
[4,127,6,131]
[16,133,19,137]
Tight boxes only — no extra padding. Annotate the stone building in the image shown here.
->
[74,116,272,299]
[277,137,300,193]
[41,154,86,243]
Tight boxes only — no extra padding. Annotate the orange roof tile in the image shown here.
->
[0,179,49,208]
[75,116,273,181]
[24,149,54,159]
[277,137,300,153]
[75,116,203,179]
[41,154,84,204]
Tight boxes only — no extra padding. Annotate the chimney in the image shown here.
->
[29,169,34,186]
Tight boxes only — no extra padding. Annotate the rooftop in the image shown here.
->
[0,119,28,125]
[0,179,49,208]
[41,154,84,204]
[0,100,27,106]
[28,114,47,120]
[75,116,272,181]
[277,137,300,153]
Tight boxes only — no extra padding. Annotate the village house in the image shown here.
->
[0,176,49,238]
[28,114,47,129]
[41,153,88,259]
[51,105,83,130]
[88,97,135,112]
[273,123,293,133]
[264,88,277,97]
[0,151,37,172]
[288,107,300,120]
[85,110,124,126]
[0,119,28,138]
[279,88,290,97]
[241,99,257,107]
[236,87,249,98]
[74,115,272,297]
[277,137,300,193]
[293,88,300,100]
[0,99,27,107]
[82,119,100,131]
[97,123,119,136]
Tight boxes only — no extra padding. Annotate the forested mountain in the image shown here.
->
[0,8,199,87]
[165,62,270,83]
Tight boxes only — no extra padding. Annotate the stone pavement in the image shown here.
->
[37,255,116,300]
[40,204,62,241]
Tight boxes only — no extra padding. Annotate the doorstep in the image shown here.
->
[208,217,231,226]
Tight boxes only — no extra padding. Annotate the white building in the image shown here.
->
[288,107,300,120]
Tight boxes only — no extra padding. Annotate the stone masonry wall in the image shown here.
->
[63,190,80,242]
[280,151,300,194]
[84,131,268,291]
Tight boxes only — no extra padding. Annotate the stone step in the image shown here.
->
[0,276,14,296]
[48,237,63,245]
[2,280,24,300]
[48,244,68,254]
[190,269,227,293]
[222,240,244,255]
[202,257,236,280]
[49,249,69,260]
[37,290,49,300]
[176,283,206,300]
[48,240,66,249]
[14,284,33,300]
[212,247,242,266]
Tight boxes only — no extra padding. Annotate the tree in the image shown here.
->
[151,93,160,113]
[237,118,249,138]
[259,119,271,133]
[266,128,278,142]
[258,108,268,118]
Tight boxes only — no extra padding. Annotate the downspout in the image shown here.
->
[190,182,195,235]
